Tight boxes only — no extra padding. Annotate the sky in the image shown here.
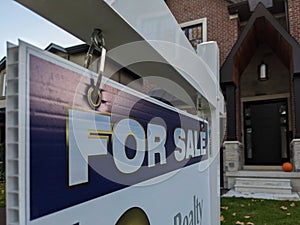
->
[0,0,84,59]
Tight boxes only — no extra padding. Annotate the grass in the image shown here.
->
[0,182,5,207]
[221,197,300,225]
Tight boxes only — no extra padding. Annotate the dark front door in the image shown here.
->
[244,99,289,165]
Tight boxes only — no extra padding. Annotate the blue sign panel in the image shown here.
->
[28,54,208,220]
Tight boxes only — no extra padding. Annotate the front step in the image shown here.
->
[243,165,282,171]
[234,178,292,194]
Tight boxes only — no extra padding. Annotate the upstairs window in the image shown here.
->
[2,74,6,97]
[181,18,207,49]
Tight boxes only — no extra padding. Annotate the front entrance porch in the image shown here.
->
[221,3,300,195]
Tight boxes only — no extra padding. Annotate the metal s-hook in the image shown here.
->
[84,29,107,109]
[84,29,105,69]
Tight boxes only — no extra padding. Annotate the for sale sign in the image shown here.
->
[6,42,217,225]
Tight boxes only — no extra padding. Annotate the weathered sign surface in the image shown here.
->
[5,42,219,225]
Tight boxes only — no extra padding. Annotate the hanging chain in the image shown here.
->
[84,29,106,109]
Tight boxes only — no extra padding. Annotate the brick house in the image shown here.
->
[167,0,300,194]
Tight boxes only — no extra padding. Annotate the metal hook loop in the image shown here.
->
[84,29,107,110]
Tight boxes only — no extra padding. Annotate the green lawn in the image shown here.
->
[0,182,5,207]
[221,197,300,225]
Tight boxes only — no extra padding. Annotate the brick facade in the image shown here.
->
[288,0,300,45]
[166,0,300,188]
[288,0,300,138]
[165,0,238,66]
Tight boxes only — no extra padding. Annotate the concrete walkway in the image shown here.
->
[222,190,300,201]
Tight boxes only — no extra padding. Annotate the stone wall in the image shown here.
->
[291,139,300,172]
[223,141,243,188]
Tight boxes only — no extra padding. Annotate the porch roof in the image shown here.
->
[221,3,300,85]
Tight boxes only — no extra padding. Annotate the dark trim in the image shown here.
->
[45,43,90,55]
[225,83,237,141]
[228,0,285,22]
[228,1,250,20]
[65,44,89,55]
[46,43,102,58]
[284,0,290,32]
[294,73,300,138]
[45,43,67,54]
[0,57,6,72]
[221,2,300,84]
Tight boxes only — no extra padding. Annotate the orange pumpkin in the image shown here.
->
[282,162,293,172]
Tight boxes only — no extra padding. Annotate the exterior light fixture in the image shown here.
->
[258,61,268,81]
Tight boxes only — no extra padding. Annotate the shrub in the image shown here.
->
[0,171,4,182]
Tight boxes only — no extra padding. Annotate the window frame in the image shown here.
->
[180,18,208,48]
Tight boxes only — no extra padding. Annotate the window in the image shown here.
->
[2,74,6,96]
[180,18,207,49]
